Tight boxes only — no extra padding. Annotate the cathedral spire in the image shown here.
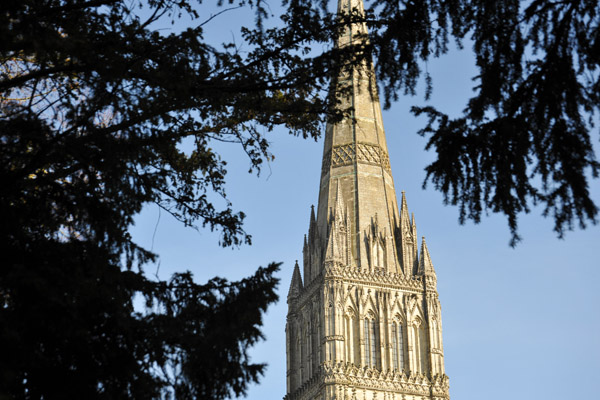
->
[314,0,400,273]
[285,1,450,398]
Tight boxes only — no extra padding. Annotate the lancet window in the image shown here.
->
[419,323,428,373]
[431,318,443,373]
[313,313,320,372]
[363,314,378,368]
[431,318,438,348]
[306,319,312,377]
[344,309,358,364]
[327,303,334,361]
[413,318,428,374]
[328,302,334,334]
[296,323,303,383]
[391,321,405,371]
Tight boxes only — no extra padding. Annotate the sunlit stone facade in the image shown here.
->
[284,1,450,399]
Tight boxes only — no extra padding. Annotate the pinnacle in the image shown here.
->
[325,219,343,263]
[287,260,303,301]
[419,236,436,276]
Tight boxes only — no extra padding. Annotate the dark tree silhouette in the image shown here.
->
[0,0,336,398]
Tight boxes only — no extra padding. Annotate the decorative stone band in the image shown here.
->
[284,363,450,400]
[322,142,391,172]
[323,335,345,343]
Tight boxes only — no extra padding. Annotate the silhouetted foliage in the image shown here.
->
[1,238,279,399]
[364,0,599,244]
[0,0,333,397]
[1,0,598,398]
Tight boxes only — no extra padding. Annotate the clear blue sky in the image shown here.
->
[130,2,600,399]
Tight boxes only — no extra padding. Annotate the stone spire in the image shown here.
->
[312,0,401,276]
[418,237,436,277]
[287,260,303,302]
[285,2,451,399]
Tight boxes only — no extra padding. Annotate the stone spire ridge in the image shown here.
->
[314,0,400,272]
[418,237,436,277]
[287,260,303,302]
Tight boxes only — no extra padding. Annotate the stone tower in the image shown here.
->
[284,1,450,399]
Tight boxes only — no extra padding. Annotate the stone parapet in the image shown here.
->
[285,361,450,400]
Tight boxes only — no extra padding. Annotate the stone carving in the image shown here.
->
[323,142,392,172]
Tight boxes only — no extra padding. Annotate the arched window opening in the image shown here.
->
[306,320,312,377]
[327,303,334,361]
[391,321,405,371]
[297,329,303,382]
[413,323,420,373]
[328,303,335,335]
[346,311,359,364]
[391,322,398,369]
[397,322,405,370]
[344,315,352,363]
[363,315,378,368]
[370,319,377,367]
[315,315,321,367]
[419,322,428,374]
[364,318,371,367]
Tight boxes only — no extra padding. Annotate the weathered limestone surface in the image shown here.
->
[285,1,450,399]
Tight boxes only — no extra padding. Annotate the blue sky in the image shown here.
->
[130,2,600,399]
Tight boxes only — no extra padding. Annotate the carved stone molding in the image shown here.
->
[322,142,392,172]
[324,335,345,342]
[284,362,450,400]
[323,265,427,292]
